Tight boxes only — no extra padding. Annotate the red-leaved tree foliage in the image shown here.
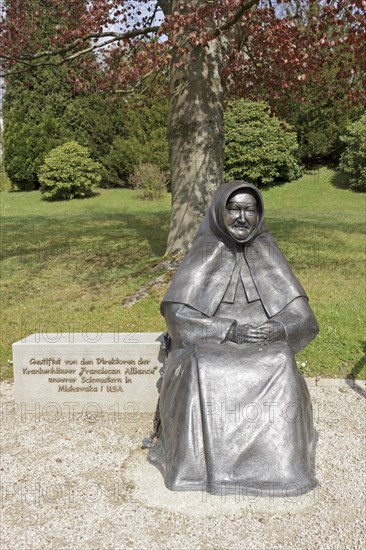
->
[1,0,365,251]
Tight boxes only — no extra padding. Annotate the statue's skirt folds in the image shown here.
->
[148,341,317,497]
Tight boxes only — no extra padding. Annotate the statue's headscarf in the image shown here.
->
[162,180,307,318]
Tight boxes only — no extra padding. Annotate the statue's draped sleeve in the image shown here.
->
[163,296,318,354]
[163,303,236,348]
[268,297,319,354]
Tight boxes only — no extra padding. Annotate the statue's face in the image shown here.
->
[224,191,258,242]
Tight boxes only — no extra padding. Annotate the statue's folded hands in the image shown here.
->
[228,321,285,345]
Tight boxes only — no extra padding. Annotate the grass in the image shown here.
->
[0,188,171,380]
[0,163,12,192]
[260,168,365,379]
[1,167,365,380]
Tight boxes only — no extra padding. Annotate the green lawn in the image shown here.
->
[1,167,365,380]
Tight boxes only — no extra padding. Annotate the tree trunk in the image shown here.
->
[166,2,224,254]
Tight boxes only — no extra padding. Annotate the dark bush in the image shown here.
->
[101,137,142,187]
[339,114,366,192]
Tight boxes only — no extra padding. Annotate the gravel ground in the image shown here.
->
[0,381,365,550]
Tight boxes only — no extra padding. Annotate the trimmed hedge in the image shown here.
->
[38,141,101,201]
[224,100,303,185]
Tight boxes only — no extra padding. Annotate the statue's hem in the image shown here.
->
[161,481,318,498]
[202,480,318,498]
[148,454,317,497]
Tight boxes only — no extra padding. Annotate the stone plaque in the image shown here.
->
[12,333,163,413]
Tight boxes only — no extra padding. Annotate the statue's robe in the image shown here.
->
[148,181,319,496]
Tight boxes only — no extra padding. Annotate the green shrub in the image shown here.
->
[3,69,169,191]
[129,163,168,200]
[3,106,68,191]
[38,141,101,201]
[2,66,77,191]
[101,137,142,187]
[339,114,366,192]
[290,102,354,163]
[224,100,303,185]
[141,127,170,174]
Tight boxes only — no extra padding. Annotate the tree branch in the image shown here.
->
[0,25,161,64]
[114,63,169,96]
[157,0,172,16]
[147,3,160,26]
[215,0,259,35]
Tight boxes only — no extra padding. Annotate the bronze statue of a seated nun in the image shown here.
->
[148,180,319,497]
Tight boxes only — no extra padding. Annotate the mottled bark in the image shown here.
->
[166,1,224,254]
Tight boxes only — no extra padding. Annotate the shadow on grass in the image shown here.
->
[41,191,101,201]
[346,341,366,399]
[267,217,365,243]
[2,211,170,263]
[3,215,364,270]
[330,171,350,190]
